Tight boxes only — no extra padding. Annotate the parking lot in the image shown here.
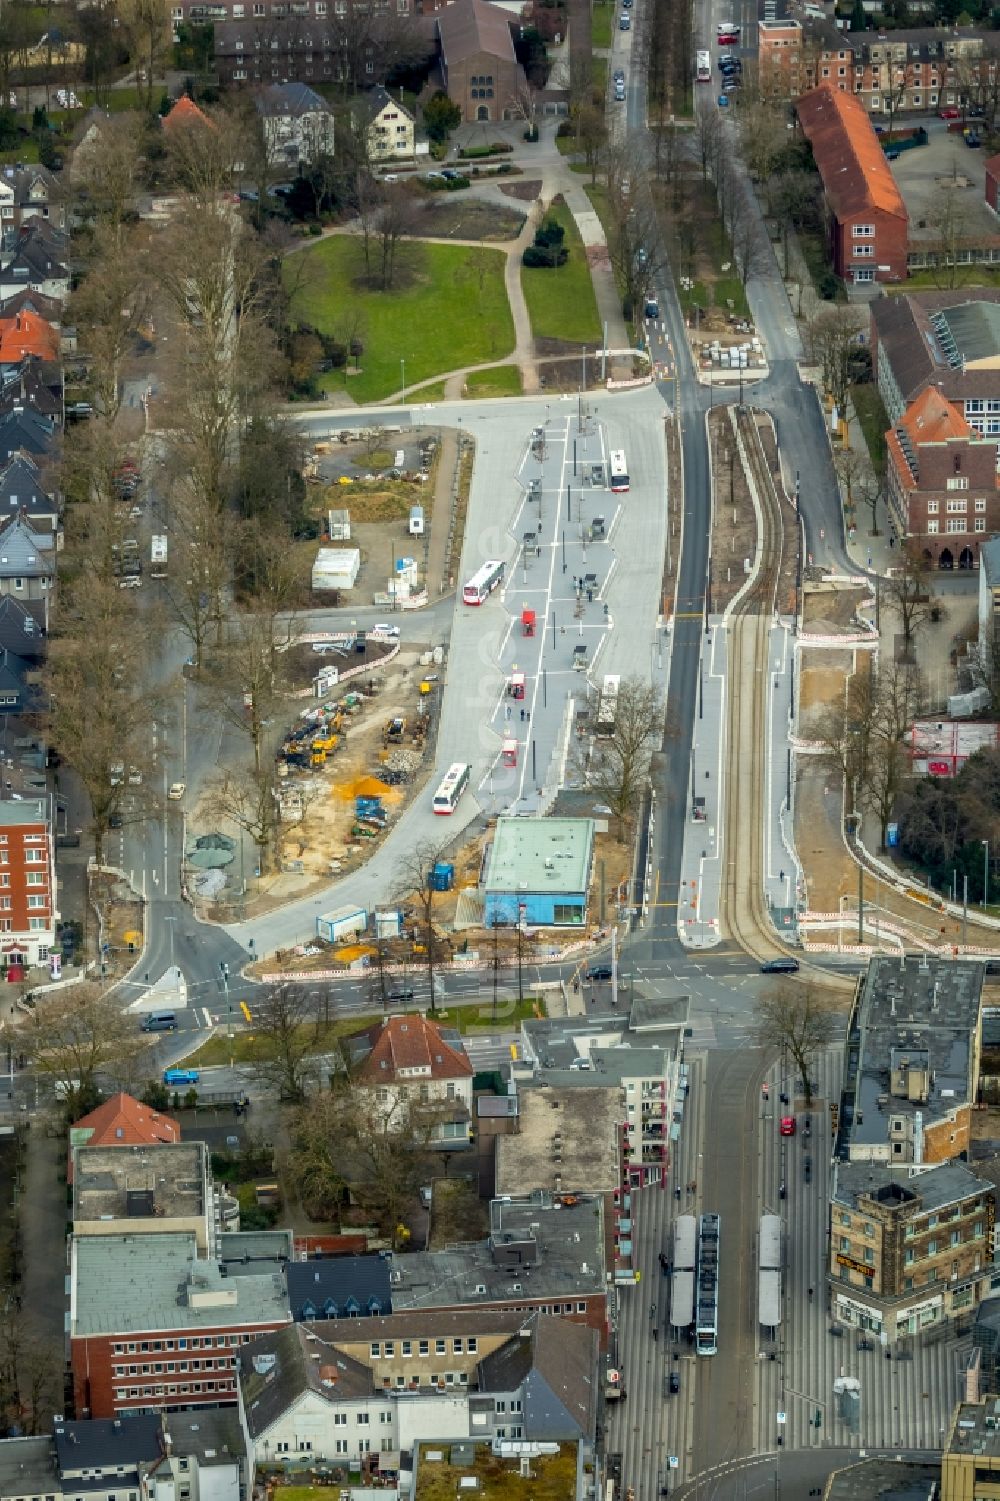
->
[889,118,1000,254]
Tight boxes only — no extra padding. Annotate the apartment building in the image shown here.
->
[340,1013,473,1149]
[0,795,55,969]
[72,1143,217,1253]
[836,957,984,1166]
[885,384,1000,567]
[796,84,909,283]
[829,1160,995,1340]
[237,1309,598,1480]
[69,1231,293,1418]
[759,19,986,113]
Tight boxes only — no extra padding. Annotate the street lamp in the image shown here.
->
[218,961,232,1039]
[984,840,990,909]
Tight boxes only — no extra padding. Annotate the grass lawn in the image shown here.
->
[406,379,448,402]
[591,55,608,100]
[186,996,543,1066]
[714,273,750,320]
[555,132,577,157]
[464,364,522,397]
[288,235,515,403]
[903,266,1000,291]
[521,197,601,345]
[591,0,614,48]
[78,87,145,113]
[851,382,890,471]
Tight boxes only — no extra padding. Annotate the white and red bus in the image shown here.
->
[609,450,630,493]
[433,762,471,814]
[462,559,505,605]
[696,49,712,82]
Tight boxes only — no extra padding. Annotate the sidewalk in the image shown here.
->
[677,619,725,948]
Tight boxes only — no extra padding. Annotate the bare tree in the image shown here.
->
[804,305,865,412]
[242,981,323,1102]
[68,224,151,423]
[506,75,542,135]
[729,187,770,289]
[119,0,173,111]
[814,657,923,846]
[576,103,608,184]
[694,99,724,185]
[578,674,662,834]
[752,980,841,1104]
[925,181,971,290]
[71,112,147,239]
[20,984,147,1117]
[738,97,789,186]
[885,540,935,660]
[770,170,820,279]
[394,841,446,1009]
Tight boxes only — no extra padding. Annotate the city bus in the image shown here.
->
[596,675,620,738]
[432,762,471,814]
[462,559,505,606]
[696,49,712,82]
[609,450,630,493]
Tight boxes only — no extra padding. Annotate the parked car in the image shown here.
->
[167,782,186,800]
[966,131,982,147]
[669,1371,680,1394]
[613,68,625,82]
[586,963,614,981]
[761,957,799,974]
[619,12,631,26]
[939,106,961,119]
[780,1116,796,1137]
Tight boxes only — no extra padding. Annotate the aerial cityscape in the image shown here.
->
[6,1,1000,1500]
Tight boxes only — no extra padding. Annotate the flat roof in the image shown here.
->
[71,1232,291,1337]
[0,797,46,825]
[947,1399,1000,1458]
[0,1436,56,1496]
[484,817,594,896]
[832,1160,991,1213]
[414,1440,578,1500]
[519,1012,683,1081]
[845,957,983,1150]
[825,1458,940,1501]
[73,1142,206,1224]
[391,1195,606,1310]
[495,1085,620,1194]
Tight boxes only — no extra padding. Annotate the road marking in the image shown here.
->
[674,611,703,619]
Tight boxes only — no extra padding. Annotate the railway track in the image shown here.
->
[720,408,787,966]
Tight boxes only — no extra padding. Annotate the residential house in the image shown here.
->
[0,225,70,303]
[389,1194,609,1338]
[829,1160,995,1341]
[0,165,64,236]
[0,359,63,423]
[68,107,113,188]
[0,404,54,461]
[796,83,909,283]
[355,85,418,162]
[758,20,986,113]
[255,82,334,166]
[236,1309,597,1481]
[0,649,39,715]
[0,796,56,968]
[437,0,527,124]
[835,957,984,1166]
[0,287,63,326]
[68,1092,181,1183]
[885,385,1000,567]
[483,817,594,927]
[69,1230,293,1418]
[0,1409,245,1501]
[0,454,59,533]
[0,309,58,365]
[0,512,54,609]
[341,1013,474,1146]
[285,1253,392,1321]
[0,596,45,661]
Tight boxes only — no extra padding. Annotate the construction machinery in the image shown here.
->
[384,716,406,744]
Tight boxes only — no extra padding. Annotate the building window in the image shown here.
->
[947,476,969,490]
[928,521,940,534]
[947,499,967,513]
[946,519,966,533]
[853,224,875,237]
[371,1342,380,1358]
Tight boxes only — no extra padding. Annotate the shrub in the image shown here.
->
[445,174,471,190]
[556,119,574,137]
[523,243,568,267]
[523,124,539,142]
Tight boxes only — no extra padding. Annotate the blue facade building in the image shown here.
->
[483,817,595,927]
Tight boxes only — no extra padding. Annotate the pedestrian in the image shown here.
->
[525,710,530,722]
[520,708,525,722]
[808,1286,814,1299]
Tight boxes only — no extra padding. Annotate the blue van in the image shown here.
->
[163,1067,199,1086]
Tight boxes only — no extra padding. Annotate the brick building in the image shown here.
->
[70,1231,292,1418]
[437,0,526,124]
[68,1093,180,1183]
[885,385,1000,567]
[872,290,1000,434]
[0,796,55,970]
[829,1161,995,1341]
[796,84,909,284]
[758,19,986,113]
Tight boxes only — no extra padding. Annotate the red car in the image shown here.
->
[718,29,739,43]
[939,106,961,119]
[780,1116,796,1137]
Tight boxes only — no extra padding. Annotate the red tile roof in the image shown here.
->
[0,310,57,363]
[69,1091,180,1181]
[349,1014,473,1083]
[162,95,212,133]
[887,386,973,486]
[796,83,907,223]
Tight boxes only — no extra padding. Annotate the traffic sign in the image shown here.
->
[776,1412,786,1424]
[668,1457,679,1469]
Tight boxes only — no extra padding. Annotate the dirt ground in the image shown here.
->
[410,198,526,241]
[499,180,542,202]
[755,413,803,617]
[798,649,853,724]
[801,582,872,637]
